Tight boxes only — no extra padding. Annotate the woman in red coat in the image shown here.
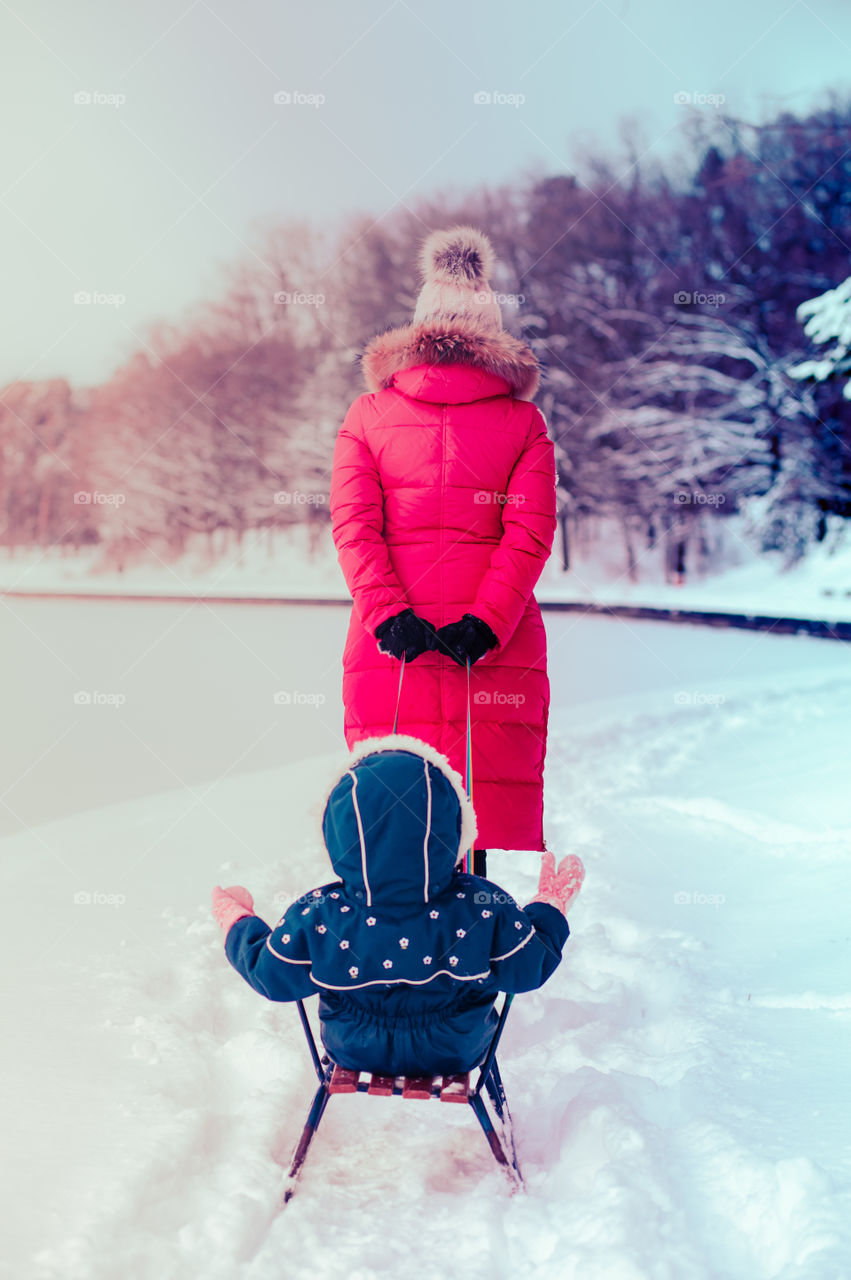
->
[330,227,557,861]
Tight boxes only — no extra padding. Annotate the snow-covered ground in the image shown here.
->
[536,520,851,624]
[2,518,851,622]
[2,613,849,1279]
[0,526,350,601]
[537,519,851,626]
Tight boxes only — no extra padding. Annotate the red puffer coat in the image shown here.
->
[329,320,557,851]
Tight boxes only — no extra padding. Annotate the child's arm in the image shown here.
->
[225,915,318,1001]
[489,899,569,993]
[212,886,318,1002]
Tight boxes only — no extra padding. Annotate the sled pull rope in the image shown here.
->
[392,654,405,734]
[392,654,474,874]
[463,656,474,876]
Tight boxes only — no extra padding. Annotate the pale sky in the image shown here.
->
[2,0,850,386]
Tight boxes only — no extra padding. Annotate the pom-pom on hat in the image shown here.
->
[413,225,503,333]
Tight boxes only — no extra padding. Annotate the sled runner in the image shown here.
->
[282,991,522,1203]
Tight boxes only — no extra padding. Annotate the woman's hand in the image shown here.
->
[211,885,255,932]
[375,608,438,661]
[435,613,498,666]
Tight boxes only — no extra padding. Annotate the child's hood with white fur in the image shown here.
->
[320,735,477,908]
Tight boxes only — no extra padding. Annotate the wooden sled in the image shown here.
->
[282,994,523,1202]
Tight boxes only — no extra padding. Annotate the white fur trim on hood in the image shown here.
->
[362,314,540,400]
[309,733,478,867]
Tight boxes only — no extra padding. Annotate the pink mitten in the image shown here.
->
[530,852,585,916]
[211,885,255,932]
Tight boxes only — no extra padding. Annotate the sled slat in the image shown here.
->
[439,1073,470,1103]
[367,1074,396,1096]
[401,1076,435,1100]
[328,1066,360,1094]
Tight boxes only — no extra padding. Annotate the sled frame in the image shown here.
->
[282,993,522,1203]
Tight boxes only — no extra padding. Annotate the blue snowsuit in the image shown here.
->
[224,738,569,1075]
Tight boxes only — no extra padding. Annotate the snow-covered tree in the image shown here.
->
[0,378,85,550]
[789,275,851,398]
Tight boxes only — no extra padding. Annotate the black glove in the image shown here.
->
[375,608,438,662]
[435,613,499,667]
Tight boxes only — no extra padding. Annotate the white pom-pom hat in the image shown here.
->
[412,225,503,333]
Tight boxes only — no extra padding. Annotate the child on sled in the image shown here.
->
[212,735,584,1077]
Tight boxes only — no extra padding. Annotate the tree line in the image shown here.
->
[2,98,850,577]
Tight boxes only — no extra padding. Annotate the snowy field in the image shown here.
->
[2,609,850,1279]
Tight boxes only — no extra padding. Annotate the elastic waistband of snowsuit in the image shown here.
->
[318,991,491,1031]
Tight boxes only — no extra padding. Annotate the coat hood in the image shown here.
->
[389,362,511,405]
[361,316,541,402]
[320,735,478,908]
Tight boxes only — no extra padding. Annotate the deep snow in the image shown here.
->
[2,616,849,1279]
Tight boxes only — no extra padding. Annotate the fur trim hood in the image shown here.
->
[312,737,478,885]
[361,316,541,402]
